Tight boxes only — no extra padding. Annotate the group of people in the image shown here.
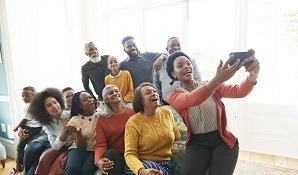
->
[11,35,260,175]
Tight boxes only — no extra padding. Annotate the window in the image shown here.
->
[246,0,298,105]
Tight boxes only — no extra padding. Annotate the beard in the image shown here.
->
[90,56,101,63]
[126,48,139,58]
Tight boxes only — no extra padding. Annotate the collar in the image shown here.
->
[109,70,121,78]
[128,53,141,61]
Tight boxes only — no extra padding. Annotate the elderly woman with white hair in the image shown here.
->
[94,85,135,175]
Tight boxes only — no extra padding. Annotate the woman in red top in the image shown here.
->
[166,51,260,175]
[95,85,135,175]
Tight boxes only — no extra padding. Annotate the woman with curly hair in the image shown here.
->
[124,82,181,175]
[94,85,135,175]
[29,87,74,175]
[64,91,100,175]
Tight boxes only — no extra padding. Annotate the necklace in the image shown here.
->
[81,116,93,121]
[80,113,97,121]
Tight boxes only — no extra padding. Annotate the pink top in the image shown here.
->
[167,79,255,148]
[68,111,100,151]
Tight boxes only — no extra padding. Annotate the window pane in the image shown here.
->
[247,0,298,105]
[143,4,183,51]
[107,13,141,60]
[188,0,235,80]
[107,0,138,12]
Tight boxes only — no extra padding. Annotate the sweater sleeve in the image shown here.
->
[218,78,255,98]
[94,119,108,164]
[123,71,134,103]
[124,120,144,174]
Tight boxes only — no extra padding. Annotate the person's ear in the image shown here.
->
[172,72,176,79]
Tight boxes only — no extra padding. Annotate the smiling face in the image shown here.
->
[44,97,62,119]
[22,90,35,104]
[85,43,99,58]
[172,56,193,82]
[105,86,122,104]
[167,37,181,54]
[79,92,96,113]
[107,56,120,72]
[140,85,160,108]
[123,39,139,58]
[63,90,75,109]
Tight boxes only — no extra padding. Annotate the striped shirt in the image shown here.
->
[180,82,218,134]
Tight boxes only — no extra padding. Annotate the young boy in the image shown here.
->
[11,86,43,174]
[104,55,134,103]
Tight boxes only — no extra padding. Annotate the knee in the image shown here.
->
[65,162,80,175]
[103,149,120,160]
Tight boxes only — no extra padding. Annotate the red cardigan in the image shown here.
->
[167,79,255,148]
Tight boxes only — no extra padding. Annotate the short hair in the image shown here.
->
[166,51,191,82]
[62,87,74,95]
[70,91,87,119]
[28,87,65,125]
[121,36,134,46]
[84,42,96,54]
[22,86,36,94]
[132,82,156,113]
[166,37,180,49]
[101,85,125,117]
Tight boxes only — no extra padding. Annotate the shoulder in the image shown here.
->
[81,61,92,70]
[121,57,130,63]
[158,106,171,114]
[101,55,109,59]
[127,112,141,124]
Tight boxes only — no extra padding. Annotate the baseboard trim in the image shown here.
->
[0,137,15,159]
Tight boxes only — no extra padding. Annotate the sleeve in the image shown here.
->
[147,52,162,62]
[190,58,202,82]
[123,71,134,102]
[81,66,97,100]
[43,125,66,150]
[167,86,213,110]
[94,119,108,164]
[124,120,144,174]
[153,71,162,99]
[104,75,109,86]
[218,78,255,98]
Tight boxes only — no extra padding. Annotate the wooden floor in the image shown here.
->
[238,150,298,170]
[1,150,298,174]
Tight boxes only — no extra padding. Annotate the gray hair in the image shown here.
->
[101,85,125,117]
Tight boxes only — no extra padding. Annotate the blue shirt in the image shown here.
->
[43,110,74,150]
[120,52,161,89]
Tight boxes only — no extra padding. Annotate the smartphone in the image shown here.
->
[229,52,253,66]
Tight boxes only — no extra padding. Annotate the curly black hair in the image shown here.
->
[132,82,157,113]
[166,51,191,84]
[28,87,65,125]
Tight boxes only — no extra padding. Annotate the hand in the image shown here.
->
[61,118,69,128]
[244,49,260,83]
[153,53,168,71]
[215,55,243,83]
[66,125,81,133]
[97,158,114,175]
[138,168,163,175]
[17,128,28,140]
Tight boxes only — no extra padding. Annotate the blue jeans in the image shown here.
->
[23,141,50,175]
[64,149,97,175]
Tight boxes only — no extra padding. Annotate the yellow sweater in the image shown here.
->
[124,107,181,174]
[104,70,134,102]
